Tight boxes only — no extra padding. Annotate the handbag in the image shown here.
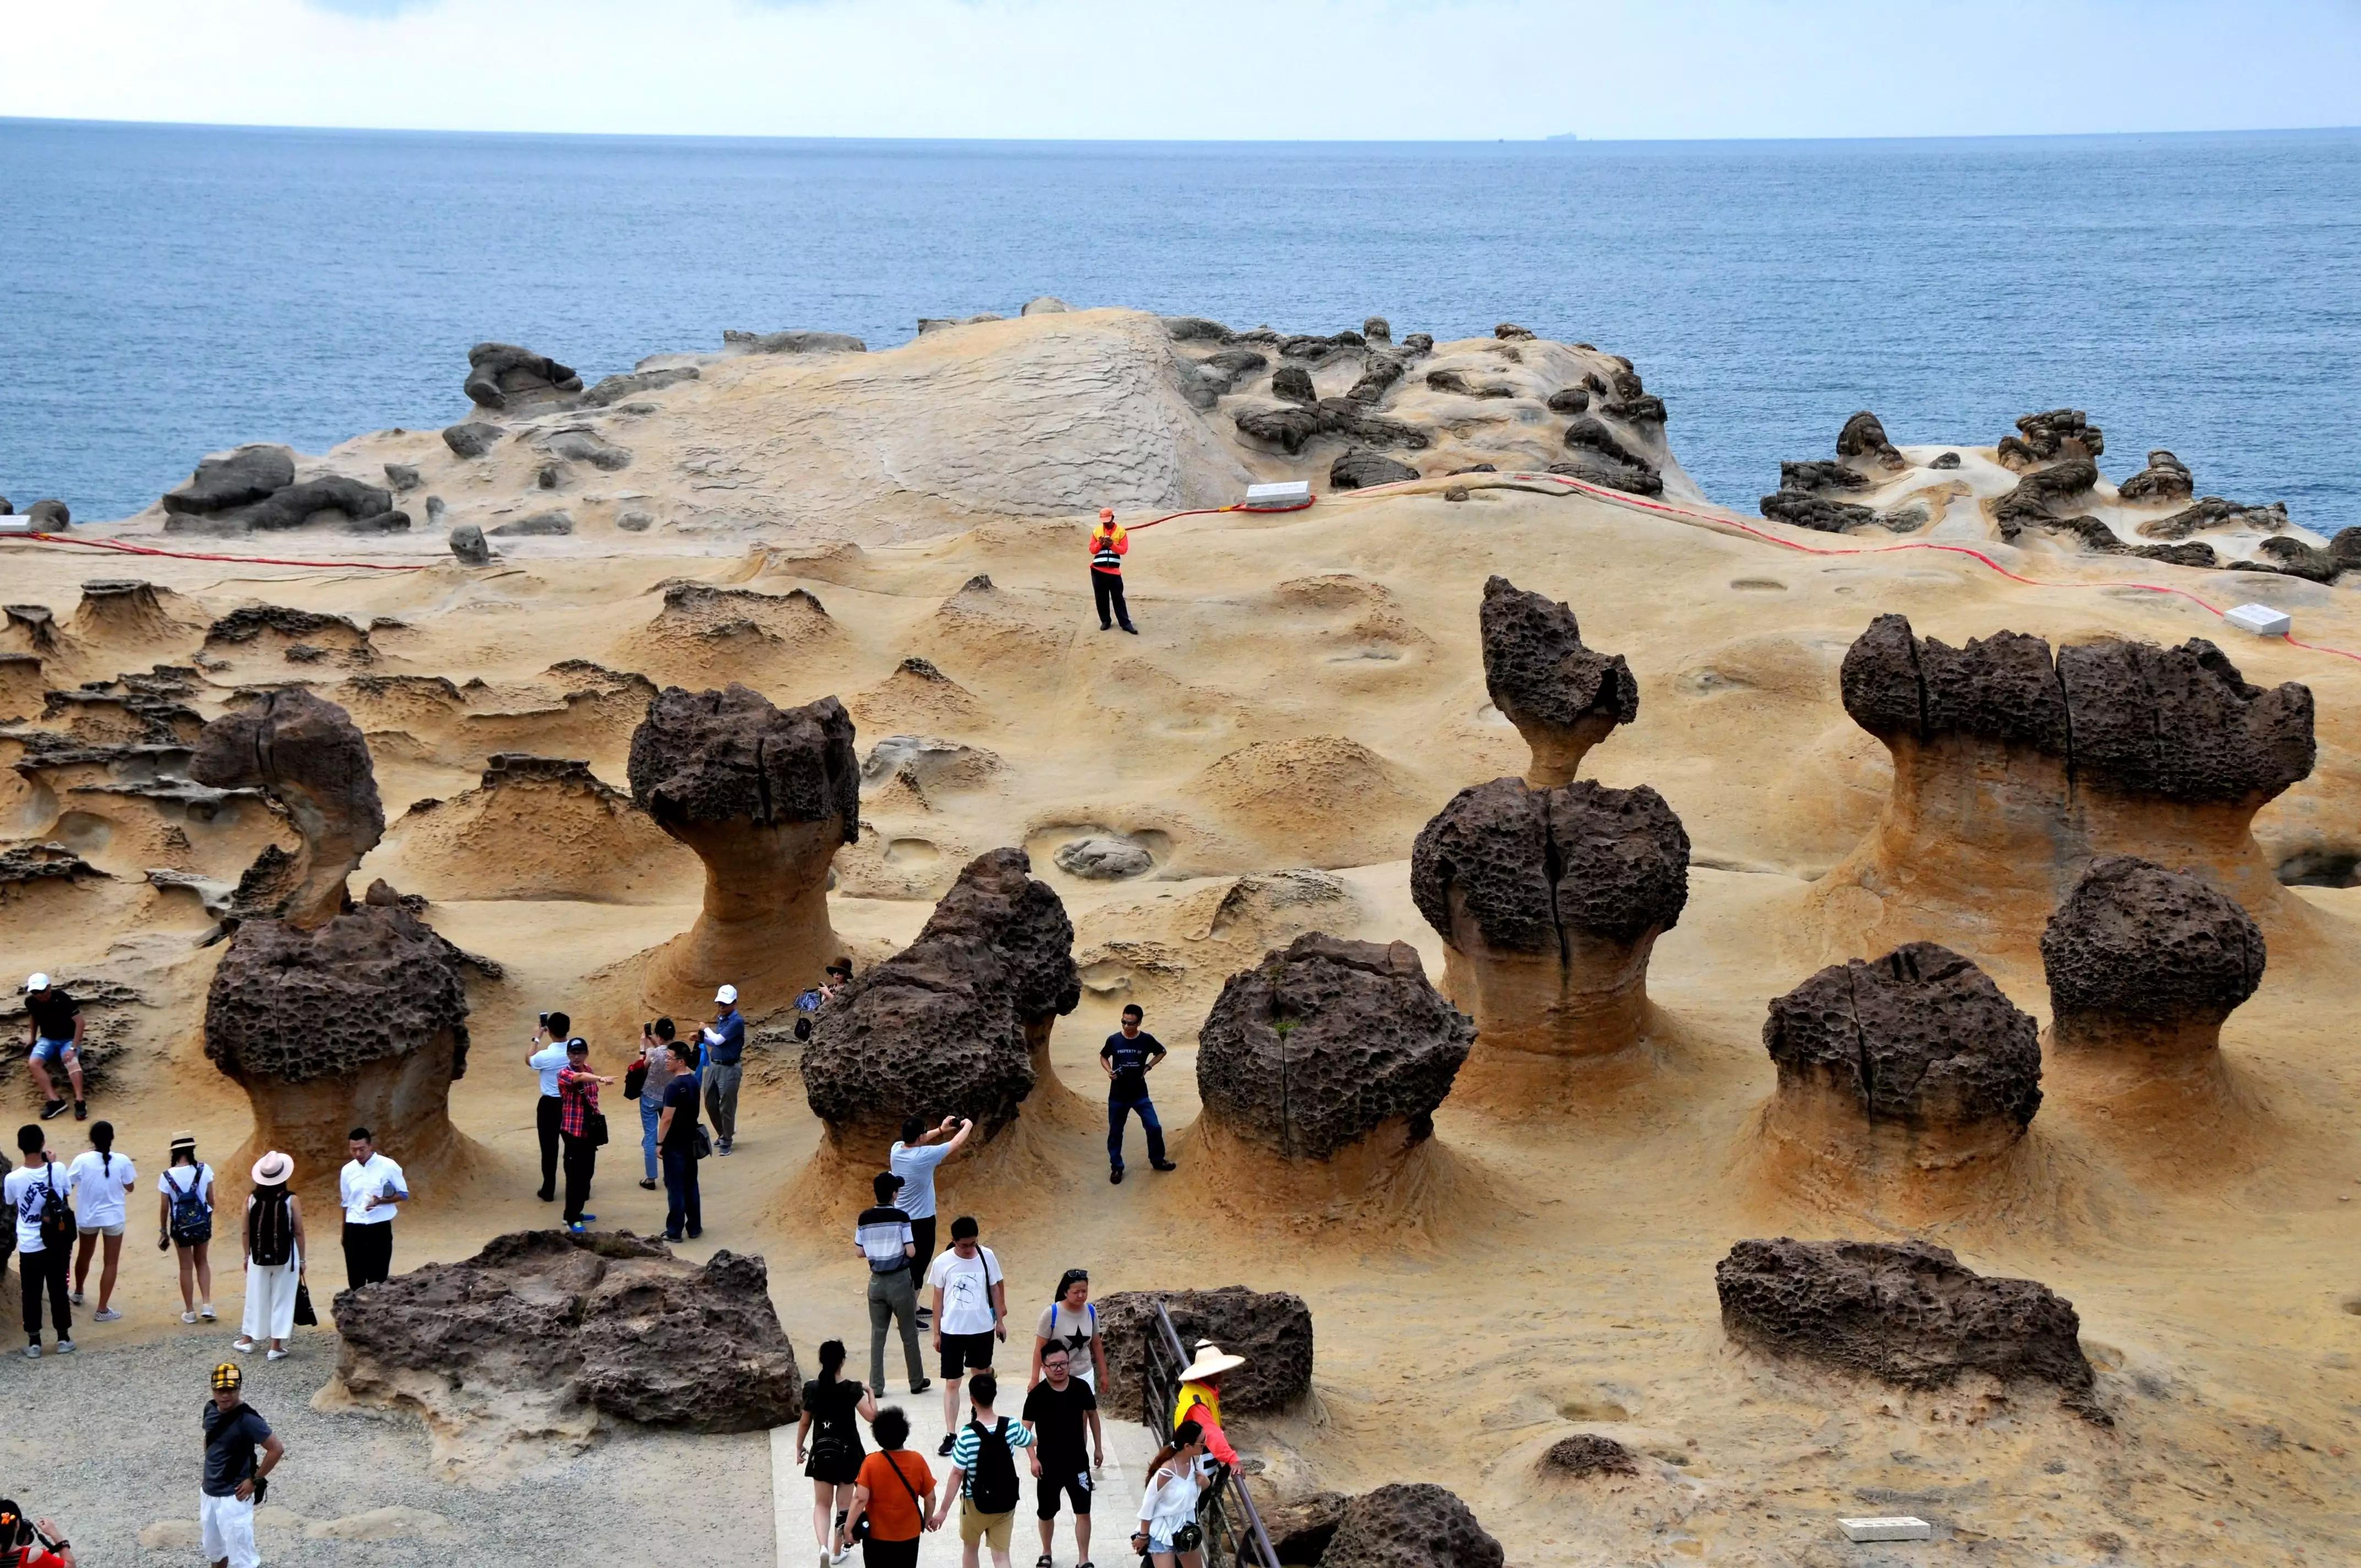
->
[587,1112,610,1147]
[693,1124,714,1160]
[623,1060,648,1101]
[292,1280,318,1327]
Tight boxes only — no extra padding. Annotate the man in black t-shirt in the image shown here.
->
[656,1037,703,1242]
[1022,1343,1103,1564]
[20,974,85,1123]
[1099,1004,1175,1184]
[201,1361,281,1568]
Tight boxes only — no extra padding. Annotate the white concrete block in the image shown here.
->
[2224,602,2293,638]
[1839,1516,1933,1543]
[0,518,32,536]
[1244,481,1311,510]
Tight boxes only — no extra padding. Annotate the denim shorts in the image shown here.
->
[30,1037,74,1064]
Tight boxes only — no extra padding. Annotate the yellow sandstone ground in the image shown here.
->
[3,309,2358,1566]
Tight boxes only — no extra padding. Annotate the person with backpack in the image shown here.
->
[797,1338,877,1566]
[836,1406,938,1568]
[630,1019,678,1191]
[0,1500,75,1568]
[233,1151,306,1360]
[1131,1419,1215,1568]
[1029,1268,1109,1393]
[6,1125,74,1358]
[65,1120,135,1322]
[156,1133,217,1324]
[201,1360,282,1568]
[927,1371,1034,1568]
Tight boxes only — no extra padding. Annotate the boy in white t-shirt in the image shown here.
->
[7,1125,74,1356]
[924,1215,1005,1455]
[64,1120,135,1322]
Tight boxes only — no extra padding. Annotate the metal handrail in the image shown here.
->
[1143,1300,1283,1568]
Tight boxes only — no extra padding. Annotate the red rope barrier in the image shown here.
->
[3,531,432,572]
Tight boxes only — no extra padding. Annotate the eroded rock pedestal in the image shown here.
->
[1097,1286,1313,1419]
[333,1229,800,1474]
[1320,1485,1506,1568]
[188,688,385,929]
[1478,575,1637,787]
[625,684,859,1017]
[1411,776,1689,1104]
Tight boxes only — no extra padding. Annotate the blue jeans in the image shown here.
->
[639,1094,663,1183]
[1107,1096,1165,1173]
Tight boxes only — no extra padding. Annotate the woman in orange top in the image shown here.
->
[837,1406,939,1568]
[1171,1342,1244,1466]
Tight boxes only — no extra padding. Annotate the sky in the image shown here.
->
[7,0,2361,141]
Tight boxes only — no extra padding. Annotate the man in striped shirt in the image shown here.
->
[856,1172,931,1397]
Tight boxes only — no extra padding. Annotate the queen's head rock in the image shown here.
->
[188,688,385,930]
[1478,575,1638,786]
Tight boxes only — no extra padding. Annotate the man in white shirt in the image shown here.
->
[924,1214,1006,1455]
[336,1128,407,1291]
[8,1124,73,1357]
[890,1114,973,1325]
[64,1121,135,1322]
[526,1011,572,1202]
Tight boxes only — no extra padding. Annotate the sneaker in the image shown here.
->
[53,1340,73,1355]
[1150,1160,1178,1172]
[568,1222,587,1235]
[21,1343,37,1360]
[266,1347,288,1361]
[1109,1167,1124,1185]
[579,1213,596,1223]
[183,1311,199,1325]
[638,1179,657,1191]
[910,1378,933,1395]
[69,1291,84,1305]
[938,1434,957,1457]
[200,1303,217,1321]
[94,1307,122,1322]
[233,1338,256,1354]
[663,1231,684,1243]
[72,1101,86,1121]
[39,1100,66,1120]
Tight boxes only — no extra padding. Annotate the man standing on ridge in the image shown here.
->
[1102,1005,1176,1184]
[703,984,746,1156]
[1088,508,1138,634]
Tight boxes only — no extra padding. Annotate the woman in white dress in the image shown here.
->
[233,1151,306,1360]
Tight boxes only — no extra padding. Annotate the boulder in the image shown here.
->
[1996,407,2103,470]
[2041,856,2264,1058]
[1329,452,1419,490]
[1540,1433,1639,1478]
[1778,460,1873,492]
[582,366,699,406]
[383,462,421,492]
[538,428,633,471]
[334,1229,799,1460]
[1361,317,1391,342]
[25,500,69,529]
[1548,455,1663,497]
[1930,451,1962,469]
[1321,1484,1505,1568]
[1271,365,1317,406]
[1544,386,1591,413]
[489,510,574,537]
[1161,317,1235,344]
[1097,1286,1313,1418]
[441,422,503,459]
[2117,449,2194,504]
[1478,575,1638,785]
[448,524,492,565]
[188,688,385,930]
[1835,410,1906,471]
[1345,351,1407,405]
[626,684,861,1015]
[1053,835,1153,880]
[1493,323,1535,340]
[1716,1237,2104,1419]
[2238,524,2361,584]
[1195,933,1472,1159]
[1021,295,1071,315]
[161,445,296,515]
[1400,333,1433,355]
[463,342,582,410]
[1759,490,1886,533]
[2139,496,2291,542]
[1233,406,1320,455]
[801,848,1078,1141]
[159,445,406,535]
[1258,1493,1347,1564]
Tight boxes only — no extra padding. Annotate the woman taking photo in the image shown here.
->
[836,1405,937,1568]
[233,1151,304,1359]
[797,1338,876,1565]
[633,1019,678,1191]
[156,1132,216,1323]
[1133,1419,1215,1568]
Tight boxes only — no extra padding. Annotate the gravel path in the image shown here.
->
[10,1326,774,1566]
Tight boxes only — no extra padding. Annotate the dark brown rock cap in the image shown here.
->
[1320,1484,1505,1568]
[1835,410,1906,471]
[188,686,387,850]
[1478,575,1638,739]
[2041,856,2264,1027]
[1763,942,2042,1130]
[1097,1286,1312,1417]
[627,684,860,840]
[1411,776,1690,954]
[1839,614,2314,803]
[907,847,1081,1025]
[1716,1237,2103,1419]
[1196,933,1473,1159]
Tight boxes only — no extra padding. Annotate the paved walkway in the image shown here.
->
[774,1413,1163,1568]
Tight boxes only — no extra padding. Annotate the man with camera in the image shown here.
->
[525,1011,573,1202]
[0,1500,74,1567]
[202,1361,282,1568]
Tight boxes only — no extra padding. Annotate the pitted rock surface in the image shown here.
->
[2117,449,2194,504]
[2243,524,2361,584]
[463,342,583,409]
[1196,933,1473,1159]
[1835,410,1906,471]
[1321,1484,1506,1568]
[626,684,860,835]
[1541,1434,1639,1478]
[2041,856,2264,1028]
[1478,576,1638,764]
[1411,776,1690,954]
[1098,1286,1313,1417]
[801,848,1078,1134]
[1996,408,2104,469]
[1716,1237,2103,1418]
[1762,943,2042,1130]
[1839,613,2313,803]
[189,688,386,928]
[335,1229,800,1433]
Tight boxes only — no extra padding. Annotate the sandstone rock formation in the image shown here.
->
[1757,490,1891,533]
[2239,524,2361,584]
[2117,449,2194,504]
[1996,408,2103,470]
[1411,776,1689,1096]
[334,1229,799,1468]
[1478,576,1638,786]
[1098,1285,1313,1418]
[1990,458,2212,563]
[1329,452,1418,489]
[203,880,474,1205]
[463,342,583,410]
[1716,1237,2104,1419]
[625,684,859,1014]
[1540,1433,1639,1478]
[1836,410,1907,472]
[2041,856,2264,1060]
[800,848,1078,1144]
[1558,416,1663,496]
[448,523,492,565]
[442,421,502,459]
[188,688,386,928]
[161,445,407,535]
[1762,943,2042,1170]
[1195,933,1472,1163]
[1321,1484,1506,1568]
[722,328,867,355]
[1822,613,2313,952]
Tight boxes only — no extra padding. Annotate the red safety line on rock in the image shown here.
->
[1126,498,1317,530]
[4,531,433,572]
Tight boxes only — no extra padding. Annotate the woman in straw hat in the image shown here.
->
[233,1152,306,1360]
[1170,1343,1243,1465]
[156,1131,217,1324]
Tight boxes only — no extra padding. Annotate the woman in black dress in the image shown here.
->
[798,1338,877,1566]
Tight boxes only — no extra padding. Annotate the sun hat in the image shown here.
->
[715,984,738,1005]
[211,1362,243,1391]
[170,1130,198,1152]
[23,973,48,992]
[251,1150,292,1185]
[1178,1341,1247,1382]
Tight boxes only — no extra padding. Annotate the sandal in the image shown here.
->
[1036,1556,1054,1568]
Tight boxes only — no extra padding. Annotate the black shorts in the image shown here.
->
[1036,1466,1093,1518]
[938,1330,995,1380]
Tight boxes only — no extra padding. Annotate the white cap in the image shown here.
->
[715,984,738,1005]
[24,973,49,993]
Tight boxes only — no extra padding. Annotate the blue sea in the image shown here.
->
[4,119,2358,531]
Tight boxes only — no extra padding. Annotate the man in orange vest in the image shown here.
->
[1089,508,1138,634]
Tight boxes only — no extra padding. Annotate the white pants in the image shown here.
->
[200,1489,259,1568]
[241,1253,300,1342]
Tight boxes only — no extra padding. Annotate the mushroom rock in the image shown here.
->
[161,444,296,516]
[799,848,1078,1149]
[203,879,476,1207]
[1256,1493,1348,1564]
[1819,613,2313,956]
[1193,934,1472,1207]
[463,342,582,410]
[2239,524,2361,585]
[188,688,385,929]
[2117,449,2194,504]
[625,684,859,1016]
[1716,1237,2104,1420]
[1761,943,2042,1174]
[1540,1433,1639,1478]
[1320,1485,1506,1568]
[1097,1286,1313,1418]
[2041,856,2264,1065]
[1835,410,1907,472]
[1478,575,1638,786]
[331,1230,799,1472]
[1411,776,1689,1099]
[1996,407,2103,470]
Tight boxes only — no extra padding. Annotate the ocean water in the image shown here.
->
[3,119,2358,531]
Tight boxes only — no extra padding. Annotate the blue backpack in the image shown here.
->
[165,1165,213,1246]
